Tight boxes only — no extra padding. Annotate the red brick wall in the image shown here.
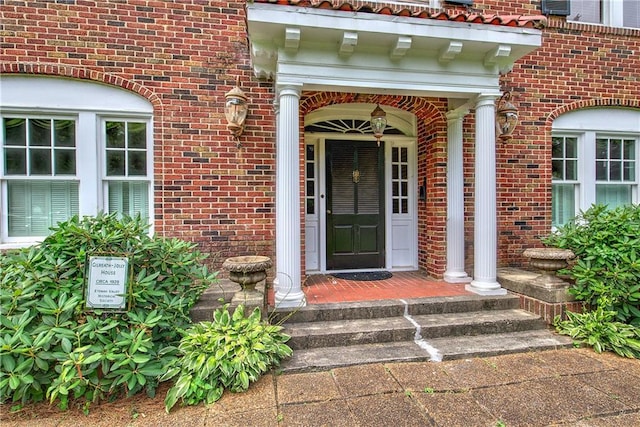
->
[1,0,275,270]
[2,0,639,278]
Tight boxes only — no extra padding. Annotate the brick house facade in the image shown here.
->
[1,0,638,308]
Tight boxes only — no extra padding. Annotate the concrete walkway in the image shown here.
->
[13,348,636,426]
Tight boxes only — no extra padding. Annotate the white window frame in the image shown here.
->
[0,76,154,248]
[552,108,640,228]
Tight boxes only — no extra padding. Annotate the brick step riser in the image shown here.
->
[286,317,546,350]
[270,296,520,324]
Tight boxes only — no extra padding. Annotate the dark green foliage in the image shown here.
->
[544,204,640,358]
[162,304,292,412]
[543,204,640,326]
[0,213,216,408]
[554,307,640,359]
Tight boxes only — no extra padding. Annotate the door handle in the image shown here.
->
[327,210,332,214]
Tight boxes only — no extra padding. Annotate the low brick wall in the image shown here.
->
[515,293,585,324]
[498,267,585,325]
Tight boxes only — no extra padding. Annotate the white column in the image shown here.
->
[444,109,471,283]
[466,95,507,295]
[274,84,307,308]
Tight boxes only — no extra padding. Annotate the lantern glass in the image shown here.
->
[225,96,247,129]
[370,105,387,141]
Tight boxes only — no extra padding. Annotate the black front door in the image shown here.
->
[326,140,384,270]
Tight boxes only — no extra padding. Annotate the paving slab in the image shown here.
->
[536,348,612,375]
[385,361,457,392]
[570,411,640,426]
[473,376,629,427]
[413,391,497,427]
[213,374,276,414]
[207,407,279,427]
[573,369,640,409]
[276,371,341,404]
[279,400,359,427]
[345,393,433,427]
[332,363,403,397]
[482,351,558,383]
[439,357,513,389]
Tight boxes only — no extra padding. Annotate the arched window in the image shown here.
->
[0,76,154,246]
[551,107,639,227]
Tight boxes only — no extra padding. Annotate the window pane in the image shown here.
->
[609,161,621,181]
[306,180,314,196]
[401,182,408,197]
[29,119,52,147]
[552,159,563,180]
[54,120,75,147]
[54,149,76,175]
[400,147,407,162]
[306,145,314,161]
[596,184,631,208]
[30,148,52,175]
[106,150,125,176]
[4,118,26,146]
[565,138,577,158]
[392,182,399,197]
[306,199,314,215]
[552,183,576,227]
[401,199,408,214]
[596,161,607,180]
[552,138,563,158]
[596,139,608,159]
[108,181,149,219]
[569,0,601,24]
[106,122,125,148]
[128,122,146,149]
[5,147,26,174]
[128,151,147,176]
[624,0,640,28]
[7,180,78,237]
[566,160,577,180]
[610,139,622,159]
[624,140,635,160]
[392,165,398,180]
[623,162,635,181]
[401,164,407,180]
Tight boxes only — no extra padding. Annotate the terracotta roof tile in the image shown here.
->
[254,0,547,28]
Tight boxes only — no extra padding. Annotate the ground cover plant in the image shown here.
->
[0,213,216,410]
[162,304,292,412]
[544,204,640,358]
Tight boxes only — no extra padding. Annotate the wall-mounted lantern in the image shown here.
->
[224,79,248,144]
[370,104,387,146]
[496,91,518,141]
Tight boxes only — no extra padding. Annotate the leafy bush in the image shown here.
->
[543,204,640,326]
[162,304,292,412]
[554,306,640,359]
[0,213,215,409]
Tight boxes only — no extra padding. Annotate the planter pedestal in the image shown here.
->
[523,247,575,288]
[222,256,272,309]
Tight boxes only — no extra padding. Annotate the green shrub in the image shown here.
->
[0,213,216,409]
[162,304,292,412]
[543,204,640,326]
[554,306,640,359]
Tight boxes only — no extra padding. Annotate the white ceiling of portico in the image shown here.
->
[246,3,543,99]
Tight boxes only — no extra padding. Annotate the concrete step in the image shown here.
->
[285,309,545,350]
[270,294,520,324]
[279,330,574,373]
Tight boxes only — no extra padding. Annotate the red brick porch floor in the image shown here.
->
[268,271,472,305]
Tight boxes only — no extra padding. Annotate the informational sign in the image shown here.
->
[85,256,129,310]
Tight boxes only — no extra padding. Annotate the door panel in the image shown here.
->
[326,140,384,270]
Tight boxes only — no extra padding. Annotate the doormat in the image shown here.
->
[332,271,393,281]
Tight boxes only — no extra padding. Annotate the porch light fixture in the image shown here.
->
[370,104,387,146]
[224,78,248,143]
[496,91,518,141]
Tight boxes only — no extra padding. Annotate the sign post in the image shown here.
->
[85,256,129,310]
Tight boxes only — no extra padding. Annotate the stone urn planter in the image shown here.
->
[222,256,272,307]
[523,247,575,288]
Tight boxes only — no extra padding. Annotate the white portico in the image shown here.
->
[246,2,543,307]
